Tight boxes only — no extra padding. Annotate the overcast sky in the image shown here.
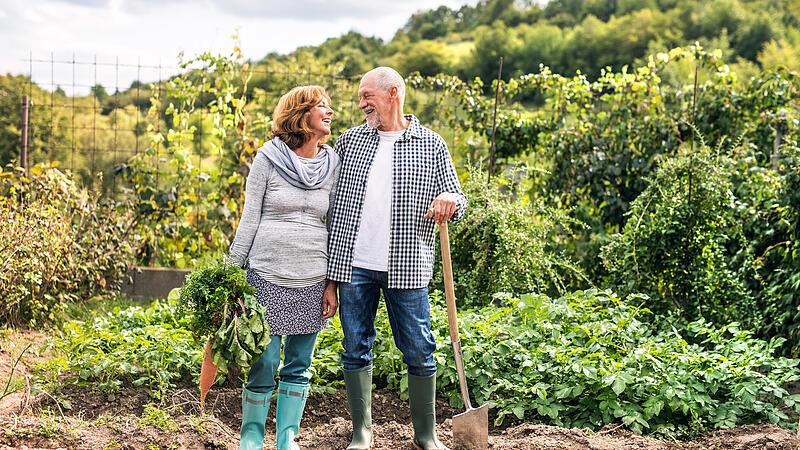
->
[1,0,477,95]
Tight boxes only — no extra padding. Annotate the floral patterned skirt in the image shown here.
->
[246,269,328,336]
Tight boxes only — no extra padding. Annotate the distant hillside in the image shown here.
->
[36,0,800,115]
[291,0,800,83]
[5,0,800,167]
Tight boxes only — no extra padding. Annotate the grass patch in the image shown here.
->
[446,40,474,64]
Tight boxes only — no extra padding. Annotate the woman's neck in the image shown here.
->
[293,138,320,158]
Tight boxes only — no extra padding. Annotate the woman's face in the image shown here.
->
[307,97,334,139]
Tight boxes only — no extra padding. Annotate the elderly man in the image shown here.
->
[323,67,467,450]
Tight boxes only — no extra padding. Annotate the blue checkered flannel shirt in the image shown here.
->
[327,115,468,289]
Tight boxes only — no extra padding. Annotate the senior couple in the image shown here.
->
[229,66,468,450]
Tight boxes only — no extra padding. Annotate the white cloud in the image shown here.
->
[2,0,477,94]
[215,0,436,20]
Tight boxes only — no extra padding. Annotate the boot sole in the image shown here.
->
[412,440,449,450]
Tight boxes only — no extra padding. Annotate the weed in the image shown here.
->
[187,413,208,435]
[36,411,62,439]
[104,439,122,449]
[139,403,177,432]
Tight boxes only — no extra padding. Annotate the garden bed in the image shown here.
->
[1,334,799,450]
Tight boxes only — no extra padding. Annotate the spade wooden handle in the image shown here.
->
[439,222,473,410]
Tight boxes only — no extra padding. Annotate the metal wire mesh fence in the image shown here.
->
[14,53,461,202]
[14,53,373,200]
[6,52,463,267]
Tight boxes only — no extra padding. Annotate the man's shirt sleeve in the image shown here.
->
[434,138,468,222]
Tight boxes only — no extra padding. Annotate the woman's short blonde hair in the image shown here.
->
[269,85,332,150]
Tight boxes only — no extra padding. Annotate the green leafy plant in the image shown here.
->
[432,166,587,307]
[35,296,199,398]
[427,289,800,435]
[735,141,800,354]
[411,49,800,290]
[139,403,178,432]
[115,40,259,268]
[0,163,135,326]
[601,133,754,324]
[175,259,268,371]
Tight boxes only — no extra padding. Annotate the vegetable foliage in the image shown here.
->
[175,259,269,371]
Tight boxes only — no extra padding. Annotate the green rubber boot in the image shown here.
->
[276,381,310,450]
[408,373,448,450]
[240,387,271,450]
[343,366,373,450]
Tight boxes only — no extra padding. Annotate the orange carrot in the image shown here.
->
[199,337,218,411]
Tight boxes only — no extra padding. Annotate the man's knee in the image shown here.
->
[405,356,437,377]
[400,338,437,377]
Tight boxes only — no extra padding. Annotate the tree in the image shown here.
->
[458,22,520,83]
[396,40,452,77]
[90,84,109,103]
[734,12,779,61]
[758,40,800,71]
[404,5,456,41]
[0,75,70,167]
[515,23,569,75]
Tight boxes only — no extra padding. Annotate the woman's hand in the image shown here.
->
[322,281,339,319]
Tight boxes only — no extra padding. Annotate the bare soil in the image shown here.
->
[1,331,800,449]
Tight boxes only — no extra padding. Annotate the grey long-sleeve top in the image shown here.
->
[229,148,340,288]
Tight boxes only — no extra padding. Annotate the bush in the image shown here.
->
[431,166,585,308]
[735,142,800,354]
[601,138,754,324]
[0,164,135,326]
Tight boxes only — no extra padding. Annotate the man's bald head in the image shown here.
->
[362,67,405,106]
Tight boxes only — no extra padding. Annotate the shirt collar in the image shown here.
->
[358,114,423,141]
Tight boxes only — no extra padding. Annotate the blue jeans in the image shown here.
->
[339,267,437,377]
[245,332,318,393]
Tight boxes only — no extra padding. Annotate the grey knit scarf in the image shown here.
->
[259,137,340,189]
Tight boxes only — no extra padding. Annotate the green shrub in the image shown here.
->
[431,166,586,308]
[601,138,754,324]
[758,145,800,353]
[0,164,135,326]
[734,142,800,354]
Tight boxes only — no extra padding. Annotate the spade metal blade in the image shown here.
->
[452,403,488,450]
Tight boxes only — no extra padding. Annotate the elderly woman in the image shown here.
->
[229,85,340,450]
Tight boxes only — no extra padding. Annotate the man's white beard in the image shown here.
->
[366,113,382,129]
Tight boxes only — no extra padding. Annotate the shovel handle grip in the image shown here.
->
[439,223,474,410]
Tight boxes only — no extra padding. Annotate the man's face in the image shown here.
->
[358,74,393,129]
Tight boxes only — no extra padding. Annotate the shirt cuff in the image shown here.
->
[227,253,246,268]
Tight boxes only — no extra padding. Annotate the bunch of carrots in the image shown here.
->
[173,259,269,409]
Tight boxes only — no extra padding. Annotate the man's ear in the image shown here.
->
[389,86,398,100]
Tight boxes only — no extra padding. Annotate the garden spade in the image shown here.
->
[438,222,489,450]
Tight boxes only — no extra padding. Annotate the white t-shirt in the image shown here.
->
[352,130,403,272]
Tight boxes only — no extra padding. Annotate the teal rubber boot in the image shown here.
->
[343,366,373,450]
[240,388,271,450]
[276,381,310,450]
[408,373,448,450]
